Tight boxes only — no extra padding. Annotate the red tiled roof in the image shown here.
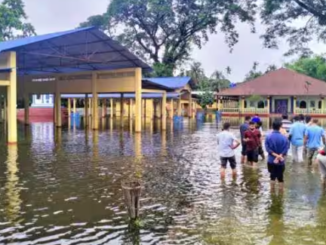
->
[218,68,326,96]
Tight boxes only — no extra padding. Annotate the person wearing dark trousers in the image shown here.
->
[240,116,251,164]
[304,119,326,166]
[265,119,289,192]
[244,121,261,166]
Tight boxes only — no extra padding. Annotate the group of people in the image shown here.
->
[217,113,326,191]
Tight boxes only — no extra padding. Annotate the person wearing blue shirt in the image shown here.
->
[265,119,289,191]
[289,115,306,163]
[304,118,326,166]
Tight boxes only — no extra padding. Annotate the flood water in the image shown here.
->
[0,117,326,245]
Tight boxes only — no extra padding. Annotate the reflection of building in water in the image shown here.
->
[31,123,55,142]
[5,145,22,223]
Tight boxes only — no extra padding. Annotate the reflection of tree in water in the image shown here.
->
[266,193,285,245]
[240,167,262,210]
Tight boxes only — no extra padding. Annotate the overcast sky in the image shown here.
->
[24,0,326,82]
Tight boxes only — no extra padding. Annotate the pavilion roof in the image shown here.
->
[143,77,193,90]
[0,27,151,75]
[218,68,326,97]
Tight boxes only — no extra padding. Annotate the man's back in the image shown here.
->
[282,119,292,132]
[265,131,289,164]
[217,131,237,157]
[306,125,325,149]
[290,122,306,146]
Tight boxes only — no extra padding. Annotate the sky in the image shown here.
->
[24,0,326,83]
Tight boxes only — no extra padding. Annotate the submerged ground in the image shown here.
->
[0,117,325,245]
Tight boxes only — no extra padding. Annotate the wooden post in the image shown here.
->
[110,98,113,118]
[92,72,99,130]
[102,99,106,118]
[55,79,62,128]
[162,92,167,130]
[177,99,182,116]
[7,52,17,143]
[129,98,133,119]
[120,93,124,117]
[135,68,142,132]
[67,98,71,126]
[188,93,193,118]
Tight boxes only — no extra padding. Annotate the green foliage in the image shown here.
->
[247,94,263,102]
[197,79,215,109]
[80,0,256,72]
[244,62,278,82]
[261,0,326,56]
[0,0,36,41]
[286,55,326,82]
[149,63,174,77]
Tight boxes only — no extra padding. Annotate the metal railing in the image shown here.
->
[221,108,240,113]
[243,108,268,113]
[295,108,326,114]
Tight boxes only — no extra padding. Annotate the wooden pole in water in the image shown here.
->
[122,180,142,219]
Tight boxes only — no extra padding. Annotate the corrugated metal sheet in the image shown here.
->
[218,68,326,96]
[143,77,192,89]
[0,27,151,75]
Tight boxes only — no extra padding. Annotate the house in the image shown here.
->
[217,68,326,116]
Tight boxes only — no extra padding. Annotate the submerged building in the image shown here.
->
[217,68,326,116]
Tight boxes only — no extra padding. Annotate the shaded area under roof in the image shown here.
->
[143,77,193,90]
[218,68,326,96]
[0,27,151,75]
[61,93,180,99]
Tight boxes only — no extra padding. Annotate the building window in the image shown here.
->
[257,101,265,108]
[318,100,322,109]
[299,101,307,109]
[249,101,255,107]
[310,100,316,108]
[244,100,247,108]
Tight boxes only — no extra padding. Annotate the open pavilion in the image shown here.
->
[0,27,174,143]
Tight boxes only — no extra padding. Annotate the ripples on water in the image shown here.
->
[0,117,325,244]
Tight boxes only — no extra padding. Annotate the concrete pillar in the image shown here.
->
[162,92,167,130]
[177,99,182,116]
[110,98,113,118]
[144,99,147,119]
[73,98,77,113]
[102,99,106,118]
[68,98,71,116]
[92,73,99,130]
[129,99,133,119]
[170,99,174,119]
[135,68,142,132]
[55,91,61,127]
[24,93,29,125]
[188,93,193,118]
[293,97,297,114]
[120,94,124,117]
[85,94,89,126]
[7,52,17,143]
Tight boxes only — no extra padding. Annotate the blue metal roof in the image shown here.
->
[0,27,151,75]
[143,77,192,89]
[61,93,180,99]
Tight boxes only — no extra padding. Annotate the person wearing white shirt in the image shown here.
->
[217,122,240,178]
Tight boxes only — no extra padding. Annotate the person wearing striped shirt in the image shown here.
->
[281,114,292,133]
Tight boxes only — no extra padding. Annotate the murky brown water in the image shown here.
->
[0,117,326,245]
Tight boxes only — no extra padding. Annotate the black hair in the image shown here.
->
[305,115,312,124]
[299,114,304,121]
[293,115,300,121]
[249,121,255,125]
[282,114,288,120]
[245,116,251,121]
[272,119,283,131]
[256,121,262,127]
[223,122,231,130]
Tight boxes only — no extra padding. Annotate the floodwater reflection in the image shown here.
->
[0,117,326,244]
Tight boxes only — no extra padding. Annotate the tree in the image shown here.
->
[0,0,36,41]
[80,0,257,75]
[261,0,326,56]
[197,79,215,110]
[243,62,278,82]
[209,70,231,92]
[286,55,326,81]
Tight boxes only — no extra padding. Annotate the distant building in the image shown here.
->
[217,68,326,116]
[31,94,54,107]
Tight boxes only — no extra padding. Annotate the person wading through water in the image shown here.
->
[244,121,261,167]
[240,116,251,164]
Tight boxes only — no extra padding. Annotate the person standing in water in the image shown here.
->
[265,119,289,192]
[217,122,240,178]
[289,115,306,163]
[304,119,326,166]
[244,121,261,166]
[240,116,251,164]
